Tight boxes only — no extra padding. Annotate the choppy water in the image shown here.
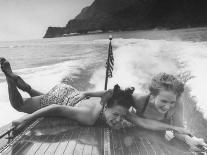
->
[0,28,207,131]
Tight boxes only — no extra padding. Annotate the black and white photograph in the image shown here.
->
[0,0,207,154]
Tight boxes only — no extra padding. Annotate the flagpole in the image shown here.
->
[104,35,112,90]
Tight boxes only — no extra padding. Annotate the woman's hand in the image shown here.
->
[185,136,207,152]
[100,89,113,105]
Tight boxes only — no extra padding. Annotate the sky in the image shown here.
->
[0,0,94,41]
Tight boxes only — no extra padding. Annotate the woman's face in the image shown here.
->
[104,104,128,129]
[152,89,177,114]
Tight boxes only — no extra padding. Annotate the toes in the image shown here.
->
[1,60,13,77]
[1,60,10,69]
[0,57,6,65]
[0,58,6,70]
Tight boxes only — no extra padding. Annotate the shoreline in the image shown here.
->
[43,26,207,39]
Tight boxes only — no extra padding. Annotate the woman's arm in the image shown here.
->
[171,99,192,141]
[125,112,190,135]
[13,104,96,130]
[126,111,207,152]
[83,90,107,97]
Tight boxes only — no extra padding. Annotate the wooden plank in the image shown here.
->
[100,126,104,155]
[44,134,66,155]
[83,144,93,155]
[24,142,42,155]
[91,127,102,155]
[94,126,104,155]
[110,129,124,155]
[80,127,93,155]
[32,135,53,155]
[110,126,192,155]
[62,127,82,155]
[6,141,35,155]
[104,127,111,155]
[145,137,160,155]
[0,117,194,155]
[68,128,84,155]
[54,133,73,155]
[118,127,134,155]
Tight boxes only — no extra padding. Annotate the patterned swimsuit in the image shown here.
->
[40,83,81,108]
[40,83,107,125]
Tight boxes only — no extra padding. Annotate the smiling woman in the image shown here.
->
[147,73,184,114]
[154,90,177,114]
[0,0,94,41]
[127,72,207,152]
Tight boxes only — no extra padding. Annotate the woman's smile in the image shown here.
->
[160,106,169,113]
[153,90,177,114]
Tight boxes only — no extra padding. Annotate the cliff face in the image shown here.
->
[44,27,65,38]
[44,0,207,38]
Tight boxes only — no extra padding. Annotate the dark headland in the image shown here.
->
[44,0,207,38]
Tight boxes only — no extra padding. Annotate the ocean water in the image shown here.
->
[0,28,207,131]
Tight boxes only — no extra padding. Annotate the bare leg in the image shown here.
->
[29,88,44,97]
[1,59,44,97]
[6,76,24,112]
[1,58,43,113]
[5,75,43,113]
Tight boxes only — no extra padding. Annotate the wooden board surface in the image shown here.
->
[0,117,193,155]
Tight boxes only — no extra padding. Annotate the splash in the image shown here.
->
[90,39,180,92]
[90,38,207,119]
[175,41,207,119]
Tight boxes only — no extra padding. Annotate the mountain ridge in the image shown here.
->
[44,0,207,38]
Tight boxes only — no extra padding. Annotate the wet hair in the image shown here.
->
[106,84,135,109]
[149,73,184,98]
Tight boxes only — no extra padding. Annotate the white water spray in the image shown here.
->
[90,38,207,120]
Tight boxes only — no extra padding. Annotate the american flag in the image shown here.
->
[106,38,114,78]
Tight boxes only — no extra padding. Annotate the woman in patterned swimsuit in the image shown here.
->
[0,58,190,135]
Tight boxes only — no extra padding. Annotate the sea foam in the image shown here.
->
[90,38,207,120]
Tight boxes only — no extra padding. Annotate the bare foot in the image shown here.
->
[0,57,6,65]
[1,59,13,76]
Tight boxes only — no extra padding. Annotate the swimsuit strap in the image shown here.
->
[95,105,108,126]
[164,111,168,119]
[140,95,150,116]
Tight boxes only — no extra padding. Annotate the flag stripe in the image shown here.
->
[106,41,114,78]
